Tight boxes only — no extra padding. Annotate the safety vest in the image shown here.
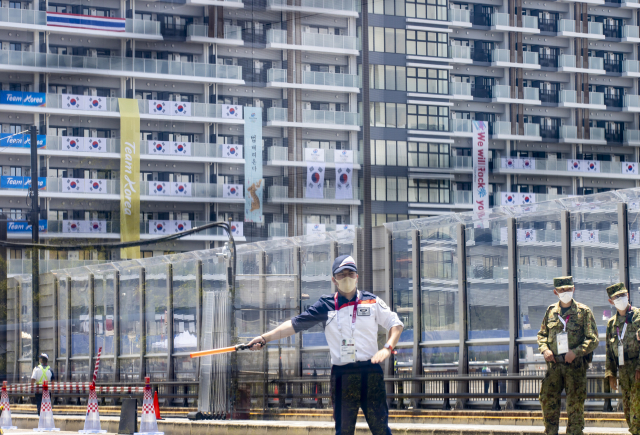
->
[36,365,50,385]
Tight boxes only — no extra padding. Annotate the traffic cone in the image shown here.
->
[34,381,60,432]
[153,391,162,420]
[0,381,16,429]
[134,377,163,435]
[79,383,106,434]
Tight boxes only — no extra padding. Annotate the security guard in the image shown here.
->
[605,282,640,435]
[247,255,404,435]
[537,276,599,435]
[30,353,54,415]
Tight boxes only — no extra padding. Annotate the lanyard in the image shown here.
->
[618,323,628,342]
[558,314,570,331]
[335,291,359,334]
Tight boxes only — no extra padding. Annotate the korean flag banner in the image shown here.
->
[223,144,243,159]
[85,96,106,111]
[172,101,191,116]
[306,163,325,199]
[568,160,582,172]
[586,160,600,173]
[587,230,600,243]
[64,94,84,110]
[64,136,85,152]
[86,179,106,193]
[149,141,168,154]
[502,158,518,169]
[223,183,243,198]
[572,230,584,243]
[517,228,536,243]
[149,100,167,115]
[87,221,106,233]
[173,220,192,233]
[85,137,106,153]
[63,178,84,193]
[149,181,169,195]
[62,220,83,233]
[501,192,518,206]
[522,158,535,170]
[630,230,640,245]
[172,142,191,156]
[519,193,535,206]
[335,164,353,200]
[222,104,242,119]
[172,182,192,197]
[230,221,244,237]
[625,162,638,175]
[149,220,169,234]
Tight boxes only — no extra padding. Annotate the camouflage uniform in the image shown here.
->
[605,283,640,435]
[537,276,599,435]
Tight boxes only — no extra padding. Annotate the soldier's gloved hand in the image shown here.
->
[543,350,556,362]
[564,350,577,363]
[609,376,618,390]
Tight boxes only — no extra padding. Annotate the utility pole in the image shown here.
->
[29,125,40,366]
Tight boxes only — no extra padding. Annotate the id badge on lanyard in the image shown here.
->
[557,314,570,355]
[335,292,358,364]
[618,323,627,366]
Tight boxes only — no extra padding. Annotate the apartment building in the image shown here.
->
[0,0,361,273]
[367,0,640,226]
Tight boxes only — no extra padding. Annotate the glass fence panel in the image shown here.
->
[117,263,143,365]
[70,272,91,359]
[91,266,117,361]
[468,345,509,396]
[392,223,415,343]
[144,259,171,363]
[17,277,33,382]
[172,255,199,355]
[56,274,69,381]
[466,219,510,340]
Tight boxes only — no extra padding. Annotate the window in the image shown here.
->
[369,27,405,53]
[408,143,450,168]
[408,179,450,203]
[406,30,448,57]
[10,167,22,177]
[9,209,22,221]
[406,0,448,20]
[370,103,407,129]
[370,65,407,91]
[371,177,409,202]
[407,104,449,131]
[48,210,68,221]
[368,0,406,16]
[10,249,22,259]
[48,168,68,178]
[407,67,448,94]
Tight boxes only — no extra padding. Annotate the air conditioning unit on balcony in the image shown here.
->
[232,136,239,144]
[303,64,311,71]
[329,103,336,112]
[193,95,199,103]
[328,65,335,73]
[194,213,200,221]
[110,89,117,98]
[303,102,311,110]
[194,174,200,182]
[253,98,262,107]
[1,42,8,51]
[272,138,282,147]
[111,129,118,138]
[194,134,199,142]
[303,26,311,33]
[88,49,97,57]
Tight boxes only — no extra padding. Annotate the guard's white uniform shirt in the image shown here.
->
[291,290,403,366]
[31,365,52,384]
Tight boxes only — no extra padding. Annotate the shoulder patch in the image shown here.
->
[377,297,389,309]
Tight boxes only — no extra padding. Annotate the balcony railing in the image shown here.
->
[560,91,604,105]
[589,22,604,36]
[267,107,287,121]
[0,51,242,80]
[523,87,539,101]
[501,157,635,175]
[268,185,359,201]
[490,13,537,29]
[538,18,557,33]
[452,190,472,205]
[623,60,639,73]
[492,122,540,137]
[301,32,357,50]
[268,146,356,164]
[558,54,576,68]
[623,25,639,38]
[268,222,288,238]
[448,8,470,23]
[450,118,471,133]
[449,82,471,97]
[449,45,471,60]
[523,16,538,29]
[624,130,640,143]
[267,29,287,44]
[187,24,242,40]
[124,19,161,35]
[267,68,286,83]
[302,109,358,126]
[302,70,359,88]
[559,19,574,32]
[268,0,357,11]
[590,57,604,70]
[624,94,640,109]
[0,7,45,25]
[539,89,558,103]
[491,49,538,65]
[452,155,472,169]
[560,125,577,139]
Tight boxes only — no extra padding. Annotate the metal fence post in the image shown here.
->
[384,227,394,405]
[166,263,174,399]
[455,223,469,410]
[114,271,120,382]
[507,217,520,410]
[88,273,95,384]
[561,210,571,276]
[139,267,146,381]
[411,229,422,409]
[618,202,630,293]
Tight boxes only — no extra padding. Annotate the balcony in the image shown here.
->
[0,7,45,25]
[266,29,357,54]
[0,51,243,83]
[622,60,640,77]
[559,125,606,144]
[538,53,558,68]
[604,58,622,73]
[491,49,540,69]
[605,131,623,143]
[266,68,358,92]
[451,155,472,170]
[558,20,605,39]
[539,89,559,103]
[605,94,623,107]
[471,85,490,99]
[186,24,243,44]
[266,0,358,16]
[540,126,559,140]
[160,22,187,39]
[490,13,539,33]
[622,25,640,42]
[491,85,540,104]
[603,23,621,38]
[266,107,359,130]
[623,95,640,112]
[538,18,557,33]
[449,45,472,63]
[624,130,640,146]
[557,55,605,74]
[448,8,472,26]
[450,118,472,136]
[472,11,491,26]
[449,82,472,99]
[558,90,606,109]
[267,185,360,204]
[302,109,358,126]
[491,121,541,140]
[267,146,360,169]
[268,222,288,239]
[452,190,472,206]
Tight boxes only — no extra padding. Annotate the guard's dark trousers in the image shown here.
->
[330,360,392,435]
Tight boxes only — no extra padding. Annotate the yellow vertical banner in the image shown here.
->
[118,98,141,259]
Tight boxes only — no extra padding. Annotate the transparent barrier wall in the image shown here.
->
[7,189,640,414]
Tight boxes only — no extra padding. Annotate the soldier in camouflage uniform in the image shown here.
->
[605,282,640,435]
[538,276,599,435]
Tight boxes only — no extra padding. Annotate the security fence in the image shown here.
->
[4,188,640,414]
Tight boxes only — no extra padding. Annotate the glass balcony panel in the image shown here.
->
[267,29,287,44]
[623,25,639,38]
[560,125,577,139]
[449,82,471,96]
[623,60,640,73]
[491,49,509,62]
[558,55,576,68]
[491,85,510,98]
[625,130,640,143]
[522,15,538,29]
[559,90,576,103]
[589,57,603,70]
[523,123,539,137]
[491,13,509,26]
[588,21,603,35]
[625,94,640,108]
[268,146,289,161]
[589,92,604,106]
[449,45,471,59]
[224,25,242,39]
[559,19,575,32]
[450,118,471,132]
[523,87,539,100]
[448,8,470,23]
[523,51,538,65]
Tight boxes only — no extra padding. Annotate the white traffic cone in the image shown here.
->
[0,381,16,429]
[34,381,59,432]
[79,383,105,434]
[134,378,163,435]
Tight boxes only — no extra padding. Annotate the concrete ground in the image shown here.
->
[2,414,636,435]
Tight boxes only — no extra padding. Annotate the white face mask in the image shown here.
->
[558,291,574,304]
[614,296,629,311]
[336,276,357,294]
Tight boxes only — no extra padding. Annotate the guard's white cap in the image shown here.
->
[40,353,48,360]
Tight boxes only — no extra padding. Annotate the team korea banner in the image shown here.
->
[472,121,489,219]
[47,12,125,32]
[306,163,325,199]
[335,164,353,200]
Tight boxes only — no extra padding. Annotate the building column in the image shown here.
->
[455,223,469,409]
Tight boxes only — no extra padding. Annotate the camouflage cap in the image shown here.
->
[553,276,574,289]
[606,282,628,299]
